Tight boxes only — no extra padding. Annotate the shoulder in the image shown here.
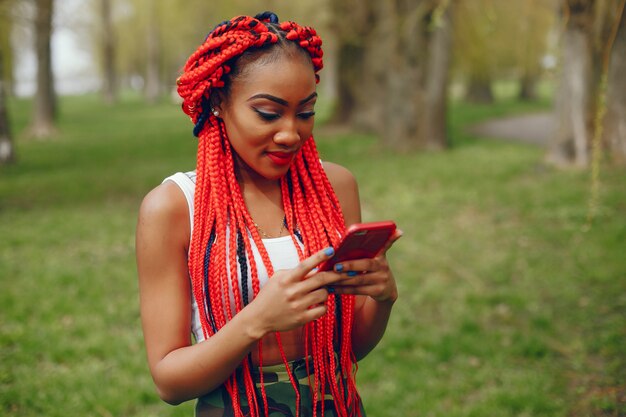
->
[323,161,357,190]
[322,161,361,226]
[139,181,188,221]
[137,181,190,249]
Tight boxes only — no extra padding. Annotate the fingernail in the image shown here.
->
[347,271,358,277]
[327,286,335,294]
[324,247,335,256]
[311,267,319,273]
[335,263,344,272]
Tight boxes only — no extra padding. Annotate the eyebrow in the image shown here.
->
[248,92,317,106]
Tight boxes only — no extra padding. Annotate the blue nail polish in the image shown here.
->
[335,263,344,272]
[324,247,335,256]
[347,271,358,277]
[327,286,335,294]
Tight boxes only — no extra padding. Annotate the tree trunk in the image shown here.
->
[603,6,626,164]
[101,0,116,104]
[331,0,452,150]
[332,43,363,125]
[0,46,15,164]
[547,27,592,167]
[380,0,452,151]
[419,4,453,149]
[31,0,57,138]
[144,0,160,103]
[466,75,494,103]
[384,69,422,150]
[352,9,386,132]
[381,0,422,150]
[519,73,538,101]
[329,0,382,131]
[546,1,600,168]
[0,3,15,97]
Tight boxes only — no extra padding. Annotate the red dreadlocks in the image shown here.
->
[176,12,360,417]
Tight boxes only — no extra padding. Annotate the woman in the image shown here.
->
[136,12,401,417]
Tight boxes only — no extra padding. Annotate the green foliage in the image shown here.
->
[1,95,624,416]
[453,0,557,81]
[109,0,330,94]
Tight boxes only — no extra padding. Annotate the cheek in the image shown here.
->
[301,123,314,140]
[223,116,266,146]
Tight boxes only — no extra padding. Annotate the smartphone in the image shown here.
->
[318,221,397,271]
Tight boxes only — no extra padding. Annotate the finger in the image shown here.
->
[292,247,336,281]
[301,303,328,322]
[332,271,375,287]
[304,267,319,279]
[298,287,331,309]
[334,258,380,274]
[300,269,347,293]
[335,273,365,285]
[381,229,403,254]
[290,287,333,322]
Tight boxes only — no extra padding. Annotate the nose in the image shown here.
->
[273,119,301,148]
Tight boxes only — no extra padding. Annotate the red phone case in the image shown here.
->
[319,221,397,271]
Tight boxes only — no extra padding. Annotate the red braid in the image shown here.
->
[177,13,360,417]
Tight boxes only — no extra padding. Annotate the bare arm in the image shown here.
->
[136,183,261,404]
[136,183,346,404]
[323,162,402,360]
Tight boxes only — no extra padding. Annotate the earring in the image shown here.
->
[211,108,220,117]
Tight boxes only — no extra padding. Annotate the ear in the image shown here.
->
[210,92,226,115]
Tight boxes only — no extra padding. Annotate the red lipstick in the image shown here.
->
[266,151,294,166]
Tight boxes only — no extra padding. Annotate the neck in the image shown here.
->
[234,155,282,193]
[231,154,289,238]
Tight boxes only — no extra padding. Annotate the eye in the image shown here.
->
[253,108,280,121]
[298,111,316,120]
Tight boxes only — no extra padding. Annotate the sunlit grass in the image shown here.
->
[1,94,624,416]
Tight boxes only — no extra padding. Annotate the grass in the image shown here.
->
[1,93,624,416]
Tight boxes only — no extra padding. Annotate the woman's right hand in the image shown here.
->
[247,246,344,338]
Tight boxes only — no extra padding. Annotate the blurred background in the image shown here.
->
[0,0,624,416]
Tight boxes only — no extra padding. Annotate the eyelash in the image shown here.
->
[253,109,315,122]
[254,110,279,121]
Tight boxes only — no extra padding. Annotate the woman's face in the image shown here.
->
[216,51,317,182]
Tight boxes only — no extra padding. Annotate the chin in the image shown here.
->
[265,164,295,180]
[264,170,290,181]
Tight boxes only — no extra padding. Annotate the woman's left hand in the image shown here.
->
[330,229,403,303]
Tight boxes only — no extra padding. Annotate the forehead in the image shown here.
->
[228,52,317,101]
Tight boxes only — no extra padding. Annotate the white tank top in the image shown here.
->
[163,171,302,342]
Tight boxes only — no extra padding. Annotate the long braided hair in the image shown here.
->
[176,12,361,417]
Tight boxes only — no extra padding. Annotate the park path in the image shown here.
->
[466,111,556,147]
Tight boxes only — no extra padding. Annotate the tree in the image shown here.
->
[0,44,14,164]
[546,0,622,167]
[420,2,453,148]
[453,0,496,103]
[101,0,116,104]
[144,0,160,103]
[515,0,556,100]
[603,3,626,164]
[30,0,56,138]
[107,1,328,102]
[380,0,453,150]
[329,0,380,130]
[0,0,16,97]
[453,0,556,103]
[331,0,453,150]
[548,1,595,167]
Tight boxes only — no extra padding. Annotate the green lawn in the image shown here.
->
[1,94,624,416]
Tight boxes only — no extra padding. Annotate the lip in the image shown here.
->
[266,151,295,166]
